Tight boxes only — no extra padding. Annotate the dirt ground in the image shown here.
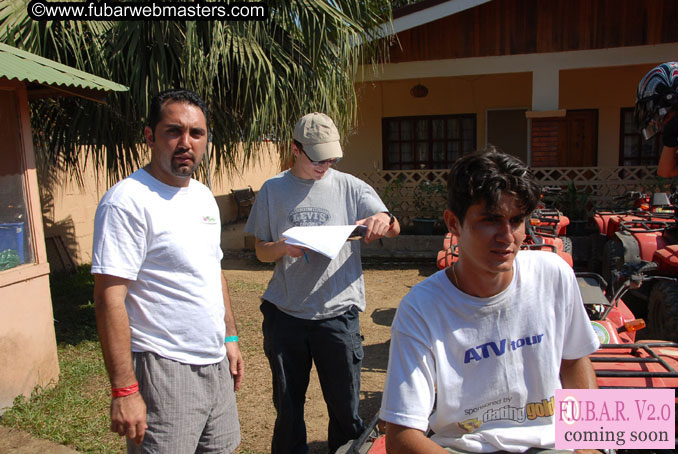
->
[0,258,437,454]
[223,258,438,454]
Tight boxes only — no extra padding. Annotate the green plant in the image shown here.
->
[379,177,406,220]
[413,180,446,220]
[559,181,589,221]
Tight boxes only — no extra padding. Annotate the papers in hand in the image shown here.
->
[282,225,367,260]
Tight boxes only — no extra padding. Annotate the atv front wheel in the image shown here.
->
[648,281,678,342]
[588,233,606,274]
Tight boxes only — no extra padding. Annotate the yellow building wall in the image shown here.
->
[344,64,662,172]
[559,63,660,167]
[343,73,533,173]
[44,144,281,267]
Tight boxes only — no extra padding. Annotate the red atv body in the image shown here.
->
[599,193,678,341]
[579,265,678,441]
[589,192,673,276]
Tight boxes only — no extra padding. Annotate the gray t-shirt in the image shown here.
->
[245,168,388,319]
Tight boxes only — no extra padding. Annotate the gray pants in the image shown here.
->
[127,351,240,454]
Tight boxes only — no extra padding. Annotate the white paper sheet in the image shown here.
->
[282,225,365,260]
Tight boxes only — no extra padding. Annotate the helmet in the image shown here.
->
[634,62,678,139]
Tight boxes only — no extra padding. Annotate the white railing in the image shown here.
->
[356,166,671,226]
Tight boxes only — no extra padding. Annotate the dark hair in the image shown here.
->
[147,89,210,134]
[447,146,540,224]
[293,140,304,151]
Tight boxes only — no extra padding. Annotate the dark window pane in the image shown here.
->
[448,119,460,139]
[388,143,399,163]
[417,142,428,162]
[642,141,655,157]
[447,142,460,161]
[388,121,399,141]
[432,119,445,140]
[433,142,444,161]
[462,118,474,133]
[623,137,636,158]
[416,120,428,140]
[401,120,412,141]
[401,143,412,162]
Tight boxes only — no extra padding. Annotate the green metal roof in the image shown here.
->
[0,42,127,101]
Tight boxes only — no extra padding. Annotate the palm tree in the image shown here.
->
[0,1,392,183]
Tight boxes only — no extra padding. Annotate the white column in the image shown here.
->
[531,67,560,111]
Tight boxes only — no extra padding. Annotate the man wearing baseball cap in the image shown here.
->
[245,112,400,453]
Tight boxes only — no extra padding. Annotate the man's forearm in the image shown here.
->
[221,273,238,336]
[560,357,598,389]
[254,238,287,262]
[385,423,447,454]
[94,274,137,388]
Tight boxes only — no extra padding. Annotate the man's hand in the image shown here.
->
[254,238,306,262]
[356,212,398,244]
[226,341,244,391]
[284,243,305,259]
[110,392,147,445]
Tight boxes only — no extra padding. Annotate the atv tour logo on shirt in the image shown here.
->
[202,215,218,224]
[289,207,330,226]
[463,333,545,363]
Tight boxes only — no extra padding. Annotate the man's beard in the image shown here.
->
[171,152,203,177]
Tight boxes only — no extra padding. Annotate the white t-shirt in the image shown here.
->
[379,251,599,452]
[91,169,226,365]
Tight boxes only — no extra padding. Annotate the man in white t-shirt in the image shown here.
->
[92,89,242,453]
[380,148,600,454]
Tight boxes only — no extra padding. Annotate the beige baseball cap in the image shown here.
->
[293,112,343,161]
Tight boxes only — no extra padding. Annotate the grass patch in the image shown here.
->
[228,279,267,293]
[0,265,124,453]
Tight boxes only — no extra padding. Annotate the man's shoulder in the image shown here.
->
[329,169,367,186]
[516,251,569,268]
[516,249,570,274]
[400,270,449,310]
[259,170,290,189]
[100,170,149,204]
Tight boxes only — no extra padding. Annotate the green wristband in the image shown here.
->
[224,336,239,343]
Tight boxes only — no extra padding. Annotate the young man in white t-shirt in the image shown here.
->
[379,148,601,454]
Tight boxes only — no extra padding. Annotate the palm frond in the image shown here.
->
[0,0,394,185]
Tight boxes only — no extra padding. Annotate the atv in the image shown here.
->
[600,191,678,340]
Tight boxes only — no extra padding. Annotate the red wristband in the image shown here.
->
[112,382,139,398]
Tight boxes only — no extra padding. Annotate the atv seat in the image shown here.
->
[576,275,608,307]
